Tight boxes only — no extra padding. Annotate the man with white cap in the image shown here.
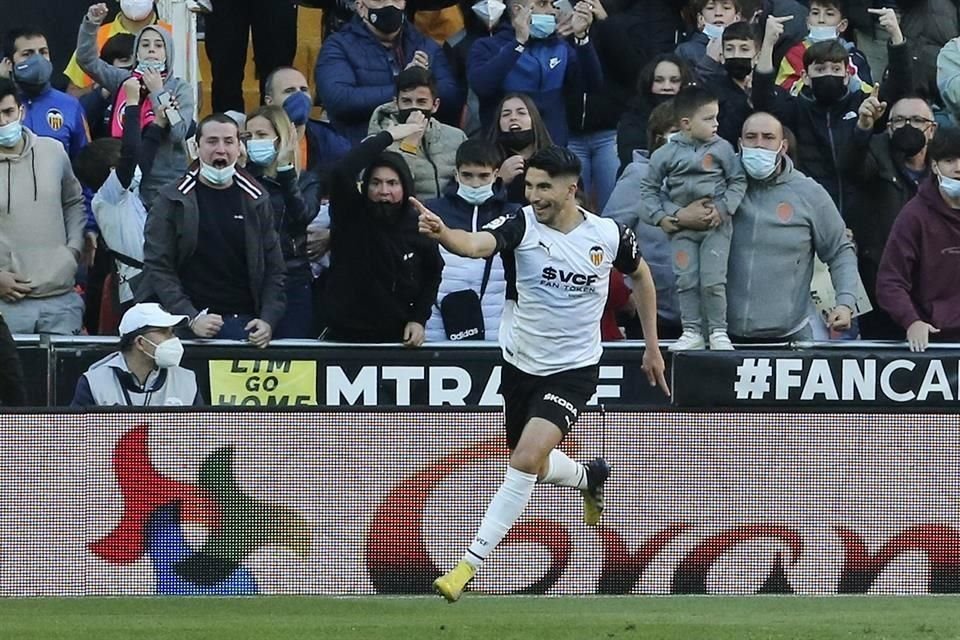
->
[70,302,202,407]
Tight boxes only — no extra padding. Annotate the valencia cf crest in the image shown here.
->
[589,245,604,267]
[46,108,64,131]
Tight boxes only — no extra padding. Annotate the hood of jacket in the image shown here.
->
[918,174,960,224]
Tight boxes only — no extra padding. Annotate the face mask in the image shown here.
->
[472,0,506,28]
[136,59,166,74]
[397,107,432,124]
[457,182,494,205]
[199,161,237,186]
[741,145,781,180]
[0,119,23,148]
[367,5,405,34]
[282,91,312,127]
[530,14,557,39]
[142,336,184,368]
[810,75,846,104]
[807,25,838,43]
[723,57,753,81]
[702,23,725,39]
[13,54,53,95]
[500,128,535,151]
[121,0,155,21]
[889,125,927,157]
[937,171,960,199]
[247,138,278,166]
[369,200,404,221]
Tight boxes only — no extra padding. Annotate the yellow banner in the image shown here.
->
[208,360,318,406]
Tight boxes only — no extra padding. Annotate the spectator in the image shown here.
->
[63,0,170,96]
[78,3,195,208]
[261,66,352,178]
[727,112,858,342]
[322,119,443,345]
[876,127,960,352]
[776,0,871,96]
[2,27,90,159]
[675,0,743,67]
[368,67,467,201]
[638,86,746,351]
[423,139,515,342]
[616,54,694,172]
[694,20,761,147]
[838,95,936,340]
[468,0,602,146]
[0,312,27,406]
[900,0,958,110]
[71,302,203,406]
[0,78,86,335]
[603,101,689,340]
[141,113,286,347]
[79,33,136,140]
[937,36,960,125]
[446,0,508,136]
[752,10,911,216]
[617,0,686,59]
[314,0,461,145]
[202,0,298,112]
[488,92,553,203]
[243,105,320,339]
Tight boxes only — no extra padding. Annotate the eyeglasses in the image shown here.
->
[889,116,935,128]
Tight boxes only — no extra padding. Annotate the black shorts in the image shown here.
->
[500,362,599,450]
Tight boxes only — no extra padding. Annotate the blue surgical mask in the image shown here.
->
[136,59,166,74]
[0,119,23,148]
[283,91,313,127]
[807,25,838,42]
[199,161,237,186]
[530,14,557,39]
[741,146,781,180]
[457,182,494,205]
[938,173,960,199]
[702,22,725,39]
[247,138,278,166]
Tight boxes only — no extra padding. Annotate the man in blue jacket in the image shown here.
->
[467,0,602,146]
[314,0,462,145]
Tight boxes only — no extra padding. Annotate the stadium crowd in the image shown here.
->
[2,0,960,405]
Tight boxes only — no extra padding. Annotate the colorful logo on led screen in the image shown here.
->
[89,426,310,595]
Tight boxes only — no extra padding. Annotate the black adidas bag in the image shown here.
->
[439,257,493,341]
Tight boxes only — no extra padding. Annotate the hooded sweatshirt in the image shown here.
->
[727,156,859,338]
[76,18,194,207]
[876,177,960,340]
[0,129,86,298]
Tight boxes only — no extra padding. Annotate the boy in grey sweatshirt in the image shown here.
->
[638,86,746,350]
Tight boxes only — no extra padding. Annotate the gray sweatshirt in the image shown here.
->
[727,157,859,338]
[638,132,747,223]
[76,19,194,208]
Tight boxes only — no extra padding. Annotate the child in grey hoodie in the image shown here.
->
[76,3,195,208]
[638,86,746,350]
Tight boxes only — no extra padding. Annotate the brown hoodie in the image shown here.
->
[0,129,86,297]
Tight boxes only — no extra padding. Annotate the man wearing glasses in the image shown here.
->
[838,95,937,339]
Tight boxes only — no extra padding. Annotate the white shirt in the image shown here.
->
[485,205,639,376]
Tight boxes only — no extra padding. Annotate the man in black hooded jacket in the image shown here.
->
[322,117,444,346]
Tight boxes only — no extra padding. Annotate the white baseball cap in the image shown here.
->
[119,303,188,337]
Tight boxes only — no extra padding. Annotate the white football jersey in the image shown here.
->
[485,205,640,376]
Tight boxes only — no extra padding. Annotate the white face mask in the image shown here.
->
[122,0,155,21]
[807,25,839,42]
[199,160,237,186]
[142,336,184,368]
[702,23,725,39]
[472,0,506,28]
[457,181,495,205]
[741,145,782,180]
[936,166,960,199]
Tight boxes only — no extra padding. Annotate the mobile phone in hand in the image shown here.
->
[552,0,574,17]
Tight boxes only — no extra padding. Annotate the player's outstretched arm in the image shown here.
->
[412,197,498,259]
[629,259,670,396]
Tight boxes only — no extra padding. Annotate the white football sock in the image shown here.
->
[463,466,537,569]
[539,449,588,489]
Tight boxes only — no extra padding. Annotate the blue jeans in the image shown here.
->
[568,129,619,211]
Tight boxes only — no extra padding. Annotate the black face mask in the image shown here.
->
[890,124,927,157]
[368,200,405,221]
[367,5,405,34]
[500,128,535,151]
[810,75,846,104]
[723,57,754,81]
[397,107,432,124]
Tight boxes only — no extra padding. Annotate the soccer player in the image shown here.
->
[414,145,670,603]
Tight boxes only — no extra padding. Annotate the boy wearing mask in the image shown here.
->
[675,0,743,67]
[696,20,761,146]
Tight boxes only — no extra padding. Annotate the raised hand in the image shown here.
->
[763,14,793,48]
[387,118,427,144]
[512,2,532,44]
[868,7,904,46]
[412,197,445,238]
[857,95,887,130]
[87,3,109,24]
[122,76,141,105]
[405,50,430,70]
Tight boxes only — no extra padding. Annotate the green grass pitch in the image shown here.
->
[2,596,959,639]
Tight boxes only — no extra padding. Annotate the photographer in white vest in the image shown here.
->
[71,303,202,407]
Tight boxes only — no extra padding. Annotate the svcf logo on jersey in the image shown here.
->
[46,108,65,131]
[589,245,604,267]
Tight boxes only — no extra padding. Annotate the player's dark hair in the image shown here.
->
[928,127,960,162]
[0,77,21,107]
[396,66,438,99]
[73,138,122,191]
[803,40,849,71]
[722,21,761,47]
[527,145,581,179]
[196,113,240,141]
[455,139,501,169]
[673,85,718,121]
[2,26,47,61]
[100,33,135,65]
